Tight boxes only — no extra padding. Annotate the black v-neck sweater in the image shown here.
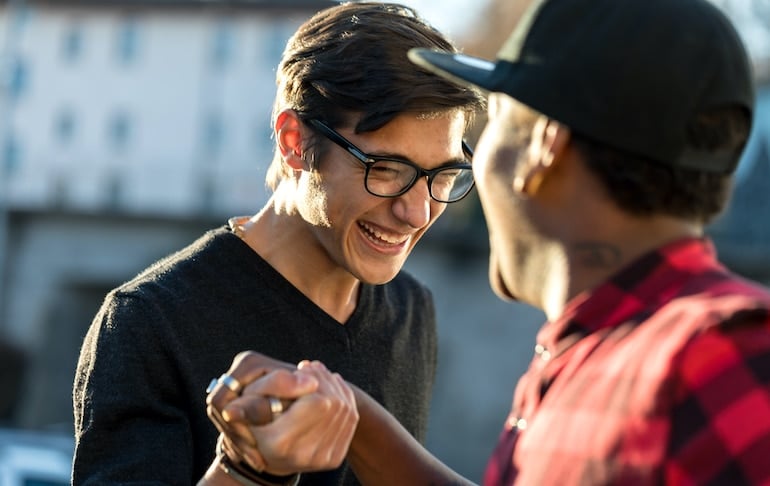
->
[73,226,437,485]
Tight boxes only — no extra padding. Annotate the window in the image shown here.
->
[61,24,83,62]
[107,111,132,151]
[54,109,76,145]
[211,21,234,68]
[104,171,123,209]
[203,113,224,154]
[3,135,21,175]
[7,57,28,100]
[115,18,139,64]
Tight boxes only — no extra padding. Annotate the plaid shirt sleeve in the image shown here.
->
[666,311,770,485]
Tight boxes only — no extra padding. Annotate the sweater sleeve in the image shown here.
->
[73,291,197,485]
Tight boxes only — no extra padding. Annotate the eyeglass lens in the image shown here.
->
[365,160,473,202]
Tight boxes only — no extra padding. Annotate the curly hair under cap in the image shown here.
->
[574,106,750,224]
[265,2,484,190]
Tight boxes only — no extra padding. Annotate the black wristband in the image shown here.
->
[216,436,301,486]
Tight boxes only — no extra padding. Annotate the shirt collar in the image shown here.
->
[537,237,723,350]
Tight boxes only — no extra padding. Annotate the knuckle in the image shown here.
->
[234,350,253,364]
[273,368,295,385]
[317,396,334,413]
[310,360,327,370]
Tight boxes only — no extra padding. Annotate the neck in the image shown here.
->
[235,198,361,324]
[541,215,702,321]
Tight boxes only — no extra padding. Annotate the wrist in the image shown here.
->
[216,435,301,486]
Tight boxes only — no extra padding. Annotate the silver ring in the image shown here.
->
[268,396,284,421]
[218,373,244,395]
[205,378,219,394]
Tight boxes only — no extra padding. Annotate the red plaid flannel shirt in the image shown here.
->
[484,238,770,485]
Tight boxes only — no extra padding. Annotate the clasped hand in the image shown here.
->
[206,351,359,476]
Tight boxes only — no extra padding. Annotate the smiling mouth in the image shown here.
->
[358,222,409,246]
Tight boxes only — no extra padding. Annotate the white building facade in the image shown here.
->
[1,1,322,217]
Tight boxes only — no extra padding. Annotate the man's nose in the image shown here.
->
[392,178,433,229]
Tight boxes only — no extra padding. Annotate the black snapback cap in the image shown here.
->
[410,0,755,173]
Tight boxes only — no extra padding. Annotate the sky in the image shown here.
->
[401,0,770,66]
[711,0,770,61]
[394,0,489,40]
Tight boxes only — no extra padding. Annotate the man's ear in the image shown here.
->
[514,117,571,197]
[275,109,306,171]
[541,119,570,169]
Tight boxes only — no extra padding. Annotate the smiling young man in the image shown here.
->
[71,3,483,485]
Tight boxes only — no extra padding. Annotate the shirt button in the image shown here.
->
[534,343,551,361]
[506,416,528,430]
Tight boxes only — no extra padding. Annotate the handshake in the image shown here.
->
[202,351,472,486]
[202,351,359,485]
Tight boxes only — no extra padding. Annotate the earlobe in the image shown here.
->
[275,109,305,171]
[513,167,547,197]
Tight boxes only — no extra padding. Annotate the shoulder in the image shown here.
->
[126,226,236,281]
[113,226,247,298]
[665,272,770,418]
[93,227,249,331]
[654,269,770,333]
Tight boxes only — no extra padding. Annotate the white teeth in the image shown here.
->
[359,222,407,245]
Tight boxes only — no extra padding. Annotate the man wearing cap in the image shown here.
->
[208,0,770,483]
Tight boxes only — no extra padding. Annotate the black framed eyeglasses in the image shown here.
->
[307,119,475,203]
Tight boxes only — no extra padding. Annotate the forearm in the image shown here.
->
[348,385,475,486]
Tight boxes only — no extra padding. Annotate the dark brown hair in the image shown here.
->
[266,2,484,189]
[573,106,751,224]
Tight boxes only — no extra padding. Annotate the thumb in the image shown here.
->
[223,369,318,424]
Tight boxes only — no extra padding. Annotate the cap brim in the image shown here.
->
[408,48,496,93]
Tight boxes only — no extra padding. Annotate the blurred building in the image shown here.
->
[1,0,333,218]
[703,4,770,286]
[0,0,332,430]
[707,84,770,285]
